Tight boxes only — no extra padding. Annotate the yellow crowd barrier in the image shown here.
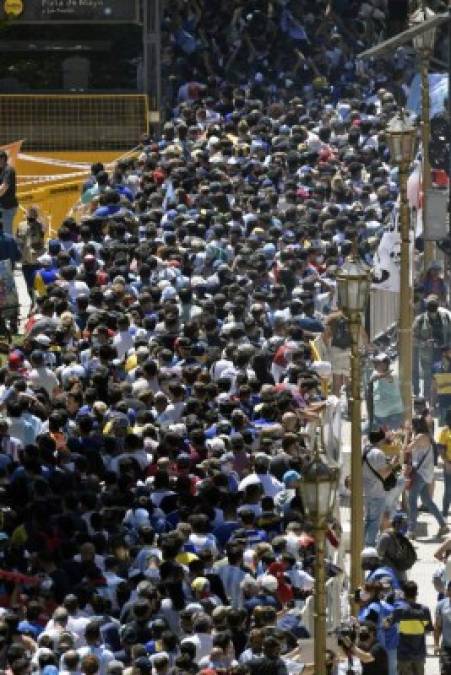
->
[16,176,86,239]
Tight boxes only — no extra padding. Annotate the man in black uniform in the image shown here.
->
[0,150,18,237]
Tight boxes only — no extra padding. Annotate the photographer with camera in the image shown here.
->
[358,621,388,675]
[357,581,397,675]
[335,622,375,675]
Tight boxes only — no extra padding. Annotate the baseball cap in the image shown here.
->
[35,334,51,347]
[283,470,301,486]
[361,547,379,559]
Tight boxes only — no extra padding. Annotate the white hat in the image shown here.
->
[35,333,51,347]
[37,254,52,266]
[206,438,226,453]
[311,360,332,378]
[361,547,379,558]
[260,574,278,593]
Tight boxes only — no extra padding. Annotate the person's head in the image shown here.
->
[391,511,408,535]
[0,150,8,168]
[248,627,264,653]
[426,295,440,315]
[80,654,99,675]
[360,547,380,571]
[262,635,281,659]
[61,650,80,673]
[428,261,441,278]
[373,352,390,373]
[403,580,418,601]
[84,621,101,646]
[412,415,429,435]
[368,428,385,446]
[152,654,169,674]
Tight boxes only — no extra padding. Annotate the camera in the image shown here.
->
[335,623,358,650]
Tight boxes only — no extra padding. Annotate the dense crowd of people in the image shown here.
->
[1,1,451,674]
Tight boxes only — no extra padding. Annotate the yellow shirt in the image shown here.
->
[433,371,451,395]
[439,427,451,462]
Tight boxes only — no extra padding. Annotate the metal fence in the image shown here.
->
[0,94,148,151]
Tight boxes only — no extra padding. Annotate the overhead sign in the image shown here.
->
[0,0,139,23]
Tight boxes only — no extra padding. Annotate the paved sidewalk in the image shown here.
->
[411,464,444,675]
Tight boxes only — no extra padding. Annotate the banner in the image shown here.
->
[372,228,401,292]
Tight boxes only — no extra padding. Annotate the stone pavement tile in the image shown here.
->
[412,467,445,675]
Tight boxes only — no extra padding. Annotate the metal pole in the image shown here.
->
[421,48,435,268]
[399,165,413,423]
[349,315,363,614]
[313,525,327,675]
[142,0,162,136]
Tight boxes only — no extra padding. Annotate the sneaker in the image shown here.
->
[438,525,450,538]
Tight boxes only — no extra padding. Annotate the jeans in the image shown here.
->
[364,496,386,546]
[385,474,406,518]
[0,206,17,236]
[443,471,451,517]
[387,648,397,675]
[408,474,445,532]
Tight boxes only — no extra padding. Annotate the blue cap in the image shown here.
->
[283,470,301,486]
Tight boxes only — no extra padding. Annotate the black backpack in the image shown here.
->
[331,316,352,349]
[385,532,417,571]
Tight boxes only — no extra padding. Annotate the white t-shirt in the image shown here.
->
[413,444,434,484]
[362,446,388,499]
[28,366,59,396]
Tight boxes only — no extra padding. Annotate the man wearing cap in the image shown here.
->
[363,429,396,547]
[368,353,404,430]
[413,296,451,402]
[16,207,45,303]
[28,350,59,398]
[34,253,58,298]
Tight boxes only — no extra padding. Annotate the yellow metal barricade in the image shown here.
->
[16,177,86,238]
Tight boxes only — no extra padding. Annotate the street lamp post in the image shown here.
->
[410,4,437,270]
[336,245,370,612]
[302,440,339,675]
[386,111,417,423]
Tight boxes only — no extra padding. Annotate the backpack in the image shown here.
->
[384,531,417,571]
[331,316,352,349]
